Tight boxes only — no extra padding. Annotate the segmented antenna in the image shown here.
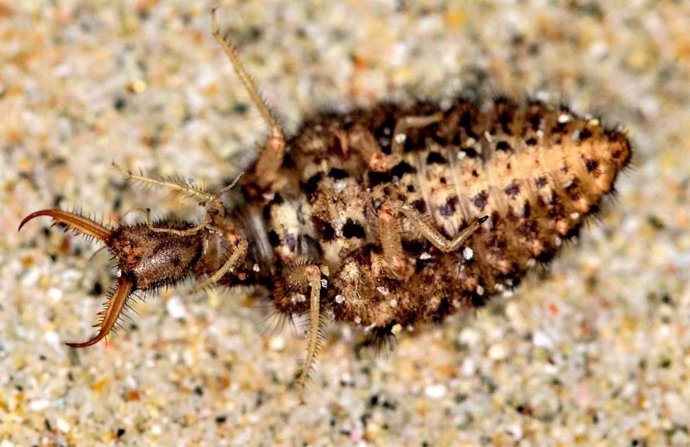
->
[113,162,216,203]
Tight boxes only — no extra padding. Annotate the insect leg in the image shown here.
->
[346,123,401,172]
[399,204,488,254]
[346,112,443,172]
[211,9,286,190]
[376,202,410,280]
[189,239,249,293]
[283,264,327,403]
[390,112,443,154]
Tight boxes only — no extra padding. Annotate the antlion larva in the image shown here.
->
[19,9,631,398]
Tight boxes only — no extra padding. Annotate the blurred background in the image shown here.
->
[1,1,689,445]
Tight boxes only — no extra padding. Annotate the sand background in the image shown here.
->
[1,1,689,445]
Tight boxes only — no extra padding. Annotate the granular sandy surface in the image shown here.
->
[2,1,689,445]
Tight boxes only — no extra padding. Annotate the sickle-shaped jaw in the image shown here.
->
[19,209,113,243]
[19,209,133,347]
[65,275,135,348]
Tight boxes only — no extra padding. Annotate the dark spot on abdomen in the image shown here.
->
[312,216,336,241]
[342,219,366,239]
[411,198,427,214]
[304,173,323,198]
[426,152,447,165]
[328,168,349,179]
[391,161,417,178]
[496,141,512,151]
[504,181,520,197]
[472,190,489,211]
[267,230,280,247]
[439,196,458,217]
[368,170,392,187]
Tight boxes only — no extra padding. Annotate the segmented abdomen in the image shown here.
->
[265,98,630,326]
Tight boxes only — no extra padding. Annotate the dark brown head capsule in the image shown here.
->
[18,209,232,347]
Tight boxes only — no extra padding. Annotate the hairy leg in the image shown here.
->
[284,264,327,403]
[189,239,249,293]
[399,204,487,253]
[345,113,443,172]
[375,202,410,280]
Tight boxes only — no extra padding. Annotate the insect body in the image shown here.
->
[19,11,631,397]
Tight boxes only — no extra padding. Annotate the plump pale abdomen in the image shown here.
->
[259,97,631,330]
